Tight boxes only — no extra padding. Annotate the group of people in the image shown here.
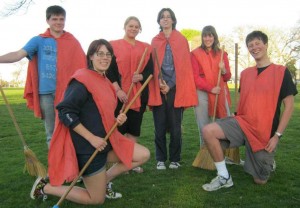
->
[0,4,297,206]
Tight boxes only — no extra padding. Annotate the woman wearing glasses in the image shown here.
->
[148,8,197,170]
[30,39,150,205]
[107,16,153,174]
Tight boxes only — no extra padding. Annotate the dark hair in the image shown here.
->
[46,5,66,20]
[157,8,177,31]
[86,39,114,70]
[245,31,268,46]
[200,25,220,54]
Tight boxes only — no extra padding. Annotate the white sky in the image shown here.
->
[0,0,299,81]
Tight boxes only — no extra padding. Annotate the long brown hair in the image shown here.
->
[200,25,220,55]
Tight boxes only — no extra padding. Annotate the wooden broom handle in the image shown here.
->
[212,45,225,122]
[154,48,167,100]
[54,74,153,208]
[120,47,148,112]
[0,85,27,147]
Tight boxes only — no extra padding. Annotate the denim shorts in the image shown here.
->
[77,143,112,177]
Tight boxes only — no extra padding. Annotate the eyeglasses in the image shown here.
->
[95,51,113,58]
[160,15,172,20]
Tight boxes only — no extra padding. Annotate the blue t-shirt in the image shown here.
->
[23,36,57,94]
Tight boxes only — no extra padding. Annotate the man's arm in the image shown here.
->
[0,49,27,63]
[276,95,294,134]
[265,95,294,152]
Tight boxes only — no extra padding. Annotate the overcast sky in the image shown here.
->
[0,0,299,80]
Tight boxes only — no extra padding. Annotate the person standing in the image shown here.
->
[148,8,198,170]
[0,5,86,148]
[191,25,231,146]
[30,39,150,204]
[201,30,297,191]
[107,16,153,173]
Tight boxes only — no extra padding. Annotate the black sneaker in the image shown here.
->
[30,177,48,201]
[106,182,122,199]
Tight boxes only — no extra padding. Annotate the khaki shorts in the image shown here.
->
[216,117,275,181]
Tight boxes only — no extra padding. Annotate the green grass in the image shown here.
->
[0,87,299,208]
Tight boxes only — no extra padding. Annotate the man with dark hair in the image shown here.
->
[201,30,297,191]
[0,5,86,148]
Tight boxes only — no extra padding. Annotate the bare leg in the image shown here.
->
[125,133,137,142]
[106,143,150,182]
[253,177,267,185]
[43,170,106,205]
[202,122,226,162]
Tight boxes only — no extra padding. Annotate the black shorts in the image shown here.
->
[77,142,112,177]
[117,104,146,137]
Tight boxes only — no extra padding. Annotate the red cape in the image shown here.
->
[235,64,285,152]
[110,39,152,111]
[48,69,134,186]
[23,29,86,118]
[191,48,231,117]
[148,30,197,107]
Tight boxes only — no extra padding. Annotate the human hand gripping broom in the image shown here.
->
[192,46,225,170]
[52,74,153,208]
[120,47,148,112]
[0,85,47,177]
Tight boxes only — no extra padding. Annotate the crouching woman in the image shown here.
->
[30,39,150,205]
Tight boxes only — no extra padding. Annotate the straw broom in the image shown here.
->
[192,46,225,170]
[224,43,240,164]
[0,85,47,178]
[52,75,153,208]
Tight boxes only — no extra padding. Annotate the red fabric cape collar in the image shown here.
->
[48,69,134,185]
[235,64,285,152]
[110,39,152,111]
[148,30,198,107]
[23,28,86,118]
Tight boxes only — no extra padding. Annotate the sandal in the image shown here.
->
[132,166,144,173]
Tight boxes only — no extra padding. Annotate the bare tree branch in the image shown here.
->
[0,0,34,17]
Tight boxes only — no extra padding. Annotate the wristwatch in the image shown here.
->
[275,131,283,139]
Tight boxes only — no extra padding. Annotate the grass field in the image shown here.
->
[0,87,299,208]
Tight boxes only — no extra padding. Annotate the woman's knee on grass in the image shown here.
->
[83,171,107,205]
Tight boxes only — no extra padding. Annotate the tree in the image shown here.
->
[0,0,34,17]
[181,29,201,41]
[180,29,202,50]
[286,59,298,86]
[11,60,27,87]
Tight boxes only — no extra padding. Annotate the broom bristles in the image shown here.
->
[192,146,216,170]
[23,147,47,178]
[224,147,240,164]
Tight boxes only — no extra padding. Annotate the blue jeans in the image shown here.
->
[39,93,55,149]
[152,87,183,162]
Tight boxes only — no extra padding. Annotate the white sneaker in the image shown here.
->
[156,161,166,170]
[202,175,234,191]
[272,160,276,172]
[106,182,122,199]
[169,162,181,169]
[225,157,245,166]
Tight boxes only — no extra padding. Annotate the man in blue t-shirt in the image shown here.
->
[0,5,86,148]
